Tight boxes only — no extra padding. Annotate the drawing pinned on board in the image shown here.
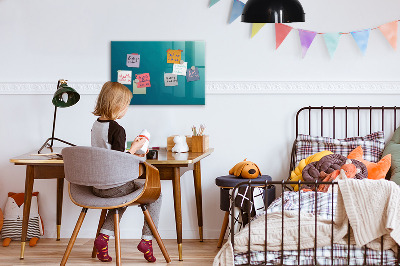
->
[186,67,200,82]
[167,49,183,64]
[117,70,132,84]
[164,73,178,86]
[132,82,147,94]
[136,73,151,88]
[126,53,140,68]
[173,62,187,76]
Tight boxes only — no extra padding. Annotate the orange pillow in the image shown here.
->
[347,146,391,180]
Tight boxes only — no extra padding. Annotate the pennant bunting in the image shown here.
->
[275,23,293,49]
[378,21,398,50]
[323,33,341,58]
[251,23,266,38]
[351,29,370,55]
[298,29,317,58]
[209,0,220,7]
[229,0,245,24]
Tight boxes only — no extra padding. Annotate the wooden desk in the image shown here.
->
[10,147,213,261]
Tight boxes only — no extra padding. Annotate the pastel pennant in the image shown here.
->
[351,29,370,55]
[298,29,317,58]
[378,21,398,50]
[323,33,341,58]
[251,23,266,38]
[229,0,245,24]
[275,23,293,49]
[209,0,220,7]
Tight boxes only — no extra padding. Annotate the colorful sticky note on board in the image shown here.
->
[126,53,140,68]
[136,73,151,88]
[117,70,132,84]
[167,49,182,64]
[186,67,200,82]
[164,73,178,86]
[132,82,146,94]
[173,62,187,76]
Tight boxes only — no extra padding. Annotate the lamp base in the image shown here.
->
[38,137,76,154]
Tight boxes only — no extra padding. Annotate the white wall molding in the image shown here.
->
[1,81,400,95]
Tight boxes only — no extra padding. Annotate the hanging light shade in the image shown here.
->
[241,0,305,23]
[52,81,80,108]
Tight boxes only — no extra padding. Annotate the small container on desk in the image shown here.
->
[191,135,209,152]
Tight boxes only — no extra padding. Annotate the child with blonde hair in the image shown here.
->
[91,81,161,263]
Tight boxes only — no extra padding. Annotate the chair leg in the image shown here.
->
[60,208,88,266]
[141,205,171,263]
[91,209,108,258]
[217,211,230,248]
[114,209,121,266]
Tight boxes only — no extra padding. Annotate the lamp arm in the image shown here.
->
[50,105,57,148]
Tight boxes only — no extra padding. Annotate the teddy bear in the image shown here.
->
[1,192,44,247]
[172,135,189,153]
[229,159,261,179]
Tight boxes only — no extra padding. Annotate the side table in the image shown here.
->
[215,175,275,248]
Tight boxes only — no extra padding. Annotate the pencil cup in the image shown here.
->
[191,135,209,153]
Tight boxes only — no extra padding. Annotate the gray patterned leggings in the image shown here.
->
[92,180,162,240]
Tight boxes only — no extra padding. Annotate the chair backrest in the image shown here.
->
[62,146,145,187]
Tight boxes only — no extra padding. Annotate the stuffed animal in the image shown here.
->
[229,159,261,179]
[317,160,360,193]
[289,150,333,191]
[172,135,189,153]
[1,192,44,247]
[348,146,391,180]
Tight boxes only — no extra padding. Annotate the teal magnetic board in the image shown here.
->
[111,41,205,105]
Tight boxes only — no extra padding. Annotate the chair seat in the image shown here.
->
[69,180,145,208]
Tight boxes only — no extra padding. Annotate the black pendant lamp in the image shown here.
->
[242,0,305,23]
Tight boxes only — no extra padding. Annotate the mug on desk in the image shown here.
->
[146,150,158,160]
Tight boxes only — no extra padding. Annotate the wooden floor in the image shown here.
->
[0,239,221,265]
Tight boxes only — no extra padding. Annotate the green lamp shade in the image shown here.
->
[52,84,80,108]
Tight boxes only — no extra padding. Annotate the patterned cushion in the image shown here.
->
[295,131,385,166]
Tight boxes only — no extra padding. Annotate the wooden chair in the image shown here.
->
[60,146,171,265]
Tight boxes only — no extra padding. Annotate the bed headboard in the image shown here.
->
[290,106,400,179]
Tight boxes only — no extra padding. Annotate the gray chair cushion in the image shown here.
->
[62,146,145,188]
[69,180,145,208]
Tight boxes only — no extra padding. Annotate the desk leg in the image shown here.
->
[20,165,35,259]
[193,161,203,242]
[56,178,64,241]
[172,167,183,261]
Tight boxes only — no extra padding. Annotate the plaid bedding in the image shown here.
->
[234,191,397,265]
[294,131,385,166]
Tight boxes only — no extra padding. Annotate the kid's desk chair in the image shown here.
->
[60,146,171,265]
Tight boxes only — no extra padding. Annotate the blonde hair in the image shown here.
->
[93,81,133,120]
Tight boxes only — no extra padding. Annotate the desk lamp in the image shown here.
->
[38,79,80,154]
[241,0,305,23]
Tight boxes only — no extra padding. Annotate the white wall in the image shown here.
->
[1,0,400,240]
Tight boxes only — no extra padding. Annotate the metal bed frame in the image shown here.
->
[230,106,400,266]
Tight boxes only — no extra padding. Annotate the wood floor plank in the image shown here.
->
[0,239,221,265]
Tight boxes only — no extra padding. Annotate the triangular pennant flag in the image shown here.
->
[275,23,293,49]
[323,33,341,58]
[229,0,245,24]
[251,23,266,38]
[351,29,370,55]
[298,29,317,58]
[209,0,220,7]
[378,21,398,50]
